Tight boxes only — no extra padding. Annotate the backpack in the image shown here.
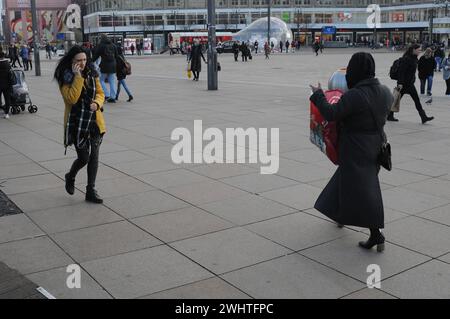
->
[389,58,402,80]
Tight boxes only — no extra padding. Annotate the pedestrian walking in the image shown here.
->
[313,41,320,56]
[189,39,206,81]
[387,44,434,124]
[442,52,450,95]
[54,45,106,204]
[264,41,270,59]
[240,42,248,62]
[92,34,119,103]
[418,48,436,96]
[0,51,13,119]
[45,43,52,59]
[309,52,394,252]
[279,41,283,53]
[254,40,259,54]
[434,45,445,72]
[115,53,133,102]
[285,40,290,53]
[233,41,239,62]
[10,44,22,68]
[19,44,29,71]
[130,43,135,56]
[27,45,33,71]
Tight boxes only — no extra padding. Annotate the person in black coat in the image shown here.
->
[93,34,119,102]
[418,48,436,96]
[240,42,248,62]
[387,44,434,123]
[115,54,133,102]
[189,39,206,81]
[0,51,13,118]
[309,52,393,252]
[232,42,239,62]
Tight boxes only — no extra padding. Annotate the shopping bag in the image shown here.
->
[391,86,401,113]
[187,69,192,79]
[310,89,343,165]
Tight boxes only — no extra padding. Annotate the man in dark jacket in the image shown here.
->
[240,42,248,62]
[232,41,239,62]
[0,51,13,119]
[418,48,436,96]
[434,45,445,71]
[388,44,434,123]
[309,52,393,252]
[93,34,118,103]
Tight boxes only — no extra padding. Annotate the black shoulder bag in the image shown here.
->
[362,92,392,171]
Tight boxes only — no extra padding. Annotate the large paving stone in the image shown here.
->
[381,260,450,299]
[8,187,85,213]
[0,214,44,244]
[260,184,322,211]
[199,194,297,225]
[27,203,123,234]
[187,163,257,179]
[171,227,290,274]
[140,277,250,299]
[383,216,450,258]
[110,158,178,176]
[301,233,431,283]
[222,254,364,299]
[382,187,450,215]
[0,236,73,275]
[245,212,353,251]
[103,190,190,219]
[341,288,398,299]
[418,204,450,227]
[81,245,213,299]
[165,180,248,205]
[26,266,112,299]
[1,174,64,195]
[136,168,212,189]
[220,172,298,194]
[132,206,234,242]
[51,221,162,263]
[0,162,48,180]
[92,177,154,199]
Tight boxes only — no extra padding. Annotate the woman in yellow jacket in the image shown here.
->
[54,46,106,204]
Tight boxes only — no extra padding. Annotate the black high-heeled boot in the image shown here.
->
[65,173,75,195]
[85,186,103,204]
[359,229,385,252]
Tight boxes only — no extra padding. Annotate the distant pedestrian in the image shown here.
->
[27,46,33,71]
[279,41,283,53]
[130,43,135,56]
[285,40,290,53]
[116,53,133,102]
[189,39,206,81]
[0,51,13,119]
[254,40,259,54]
[442,52,450,95]
[388,44,434,124]
[418,48,436,96]
[264,41,270,59]
[45,43,52,59]
[19,44,29,71]
[233,41,239,62]
[270,41,274,52]
[240,42,248,62]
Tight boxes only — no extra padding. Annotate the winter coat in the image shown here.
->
[418,55,436,79]
[189,44,205,72]
[398,54,418,87]
[309,78,393,228]
[92,39,118,74]
[0,59,12,89]
[443,57,450,80]
[116,55,127,81]
[59,70,105,145]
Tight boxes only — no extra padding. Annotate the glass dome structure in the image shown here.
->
[233,17,293,47]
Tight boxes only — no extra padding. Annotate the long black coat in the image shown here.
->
[0,59,12,89]
[310,78,393,228]
[398,55,418,87]
[189,45,205,72]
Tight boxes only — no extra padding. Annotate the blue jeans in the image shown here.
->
[100,73,117,99]
[435,57,442,71]
[117,79,132,98]
[420,75,433,95]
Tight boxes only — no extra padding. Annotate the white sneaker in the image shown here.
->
[4,114,9,119]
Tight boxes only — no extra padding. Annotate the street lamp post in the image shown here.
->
[267,0,271,45]
[207,0,218,90]
[112,11,116,44]
[30,0,41,76]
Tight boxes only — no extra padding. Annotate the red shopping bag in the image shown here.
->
[310,89,343,165]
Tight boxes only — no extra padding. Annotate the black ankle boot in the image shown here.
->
[359,230,385,252]
[65,173,75,195]
[127,95,133,102]
[85,187,103,204]
[421,116,434,124]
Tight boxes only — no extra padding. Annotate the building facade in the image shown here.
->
[3,0,73,44]
[84,0,450,49]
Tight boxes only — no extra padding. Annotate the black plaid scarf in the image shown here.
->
[65,72,97,152]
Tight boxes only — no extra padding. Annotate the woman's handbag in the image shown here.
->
[391,86,401,113]
[187,62,192,78]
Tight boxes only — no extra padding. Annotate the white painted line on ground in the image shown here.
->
[36,286,56,299]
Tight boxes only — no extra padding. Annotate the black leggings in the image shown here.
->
[0,87,11,115]
[192,71,199,79]
[68,129,102,189]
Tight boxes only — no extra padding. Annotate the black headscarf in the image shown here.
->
[345,52,376,89]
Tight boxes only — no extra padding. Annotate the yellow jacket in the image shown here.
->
[60,74,105,144]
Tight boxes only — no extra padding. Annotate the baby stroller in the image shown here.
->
[9,69,38,114]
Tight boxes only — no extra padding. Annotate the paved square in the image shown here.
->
[1,49,450,298]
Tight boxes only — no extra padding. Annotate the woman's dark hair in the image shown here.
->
[53,45,95,87]
[403,44,421,58]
